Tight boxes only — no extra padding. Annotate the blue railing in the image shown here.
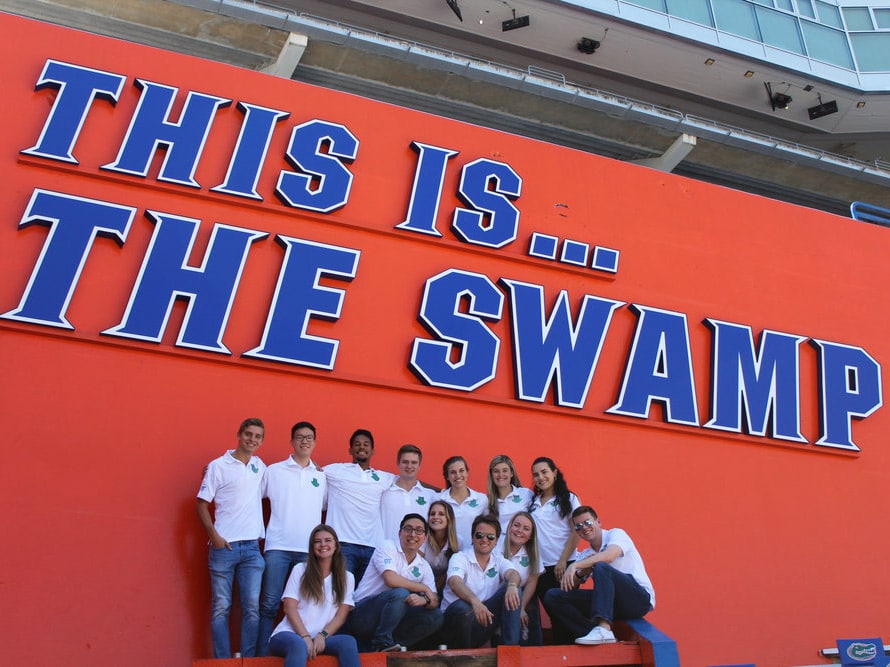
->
[851,201,890,227]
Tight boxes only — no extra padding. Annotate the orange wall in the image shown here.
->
[1,13,888,666]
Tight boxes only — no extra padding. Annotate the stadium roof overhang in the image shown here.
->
[6,0,890,216]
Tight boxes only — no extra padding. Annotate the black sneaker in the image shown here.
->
[372,642,403,652]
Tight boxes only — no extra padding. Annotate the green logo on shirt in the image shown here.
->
[512,494,521,503]
[485,567,497,578]
[468,499,478,508]
[412,566,421,578]
[372,472,380,481]
[520,555,529,567]
[250,464,259,474]
[311,478,319,487]
[416,497,427,505]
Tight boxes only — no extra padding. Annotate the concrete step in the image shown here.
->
[194,642,642,667]
[193,619,678,667]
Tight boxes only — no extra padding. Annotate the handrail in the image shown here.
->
[182,0,890,186]
[851,201,890,227]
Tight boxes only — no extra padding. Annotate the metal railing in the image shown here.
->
[181,0,890,188]
[851,201,890,226]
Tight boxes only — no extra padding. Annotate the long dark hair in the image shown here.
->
[301,524,348,605]
[532,456,573,519]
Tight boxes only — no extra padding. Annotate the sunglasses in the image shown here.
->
[574,519,596,532]
[474,532,497,541]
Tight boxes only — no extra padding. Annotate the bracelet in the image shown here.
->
[301,635,311,640]
[507,582,518,588]
[319,630,329,639]
[574,569,585,579]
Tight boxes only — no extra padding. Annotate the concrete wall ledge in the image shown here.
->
[194,638,653,667]
[193,619,682,666]
[192,619,680,667]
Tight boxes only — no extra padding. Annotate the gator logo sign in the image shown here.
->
[847,642,878,662]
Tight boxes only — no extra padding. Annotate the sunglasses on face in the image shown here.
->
[474,532,497,541]
[574,519,596,532]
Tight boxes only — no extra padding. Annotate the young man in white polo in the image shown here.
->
[380,444,437,543]
[256,420,327,656]
[544,505,655,645]
[345,513,443,651]
[323,428,395,584]
[441,514,523,648]
[196,417,267,658]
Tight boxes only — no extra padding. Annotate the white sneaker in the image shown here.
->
[575,626,616,645]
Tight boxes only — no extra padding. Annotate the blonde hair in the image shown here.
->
[425,500,459,559]
[486,454,522,516]
[502,511,540,574]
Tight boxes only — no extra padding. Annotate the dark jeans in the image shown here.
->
[345,587,444,650]
[340,542,375,586]
[257,549,308,656]
[534,562,573,601]
[521,596,543,646]
[543,562,652,643]
[442,583,521,649]
[533,563,572,645]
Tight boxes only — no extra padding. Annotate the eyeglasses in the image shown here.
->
[293,434,315,442]
[400,526,427,535]
[474,532,497,541]
[574,519,596,532]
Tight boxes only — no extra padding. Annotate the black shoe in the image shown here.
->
[372,642,403,652]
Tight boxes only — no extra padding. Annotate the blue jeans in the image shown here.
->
[209,539,265,658]
[543,562,652,643]
[340,543,375,586]
[346,588,444,650]
[521,597,543,646]
[257,550,308,656]
[443,583,521,649]
[269,631,360,667]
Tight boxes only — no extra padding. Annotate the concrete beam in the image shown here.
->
[262,32,308,78]
[632,133,697,172]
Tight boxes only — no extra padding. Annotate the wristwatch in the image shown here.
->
[319,630,329,639]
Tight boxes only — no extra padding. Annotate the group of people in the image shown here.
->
[196,418,655,665]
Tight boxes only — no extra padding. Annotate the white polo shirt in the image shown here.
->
[324,462,395,547]
[354,540,436,604]
[441,549,518,611]
[436,488,487,551]
[270,563,356,638]
[494,485,534,534]
[579,528,655,608]
[262,456,326,553]
[505,544,544,586]
[380,480,437,543]
[529,492,581,566]
[197,450,266,542]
